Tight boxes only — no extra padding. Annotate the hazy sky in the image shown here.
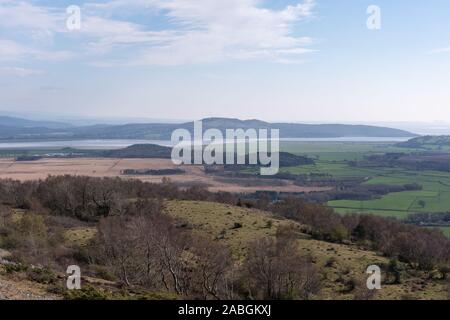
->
[1,0,450,123]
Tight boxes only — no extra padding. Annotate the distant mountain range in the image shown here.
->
[0,116,71,129]
[0,116,417,141]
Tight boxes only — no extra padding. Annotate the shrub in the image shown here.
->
[2,263,28,274]
[325,257,337,268]
[27,267,57,284]
[231,222,243,229]
[64,286,112,300]
[93,265,117,282]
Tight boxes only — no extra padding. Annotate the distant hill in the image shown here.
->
[193,118,417,138]
[68,117,417,140]
[100,144,173,158]
[97,144,314,166]
[397,135,450,149]
[0,116,417,140]
[271,122,415,138]
[0,116,72,140]
[0,124,65,139]
[0,116,70,129]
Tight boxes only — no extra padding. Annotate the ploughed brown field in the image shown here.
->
[0,158,329,194]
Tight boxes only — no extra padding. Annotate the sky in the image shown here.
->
[1,0,450,123]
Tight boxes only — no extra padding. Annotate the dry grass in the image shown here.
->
[165,200,298,258]
[2,199,447,300]
[164,200,449,300]
[0,157,329,194]
[0,266,59,300]
[64,227,97,247]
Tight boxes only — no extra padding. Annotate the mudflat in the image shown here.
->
[0,157,329,194]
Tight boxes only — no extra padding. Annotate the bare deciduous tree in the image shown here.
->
[244,236,321,300]
[190,235,232,299]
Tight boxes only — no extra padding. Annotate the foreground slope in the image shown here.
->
[165,200,448,300]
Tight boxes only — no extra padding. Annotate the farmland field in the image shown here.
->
[329,176,450,218]
[0,157,327,194]
[1,141,449,220]
[280,141,416,161]
[279,141,450,220]
[439,226,450,237]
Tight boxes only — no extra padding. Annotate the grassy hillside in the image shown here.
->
[164,200,448,300]
[165,200,296,258]
[7,200,445,300]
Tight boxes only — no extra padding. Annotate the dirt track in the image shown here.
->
[0,158,330,194]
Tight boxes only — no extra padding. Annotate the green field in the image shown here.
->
[425,226,450,238]
[3,141,450,221]
[438,226,450,237]
[279,142,450,219]
[280,141,415,161]
[328,170,450,218]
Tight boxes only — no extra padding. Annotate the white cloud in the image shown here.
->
[0,2,70,62]
[428,47,450,54]
[0,39,26,60]
[0,0,63,31]
[0,38,72,61]
[80,16,181,55]
[0,66,44,76]
[273,58,306,65]
[88,0,317,66]
[0,0,317,67]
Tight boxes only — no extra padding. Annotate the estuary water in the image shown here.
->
[0,137,414,150]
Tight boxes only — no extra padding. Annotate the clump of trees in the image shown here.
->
[122,168,185,176]
[406,212,450,225]
[297,182,422,203]
[0,211,69,268]
[270,197,450,270]
[346,214,449,270]
[243,230,321,300]
[272,198,348,242]
[92,210,321,299]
